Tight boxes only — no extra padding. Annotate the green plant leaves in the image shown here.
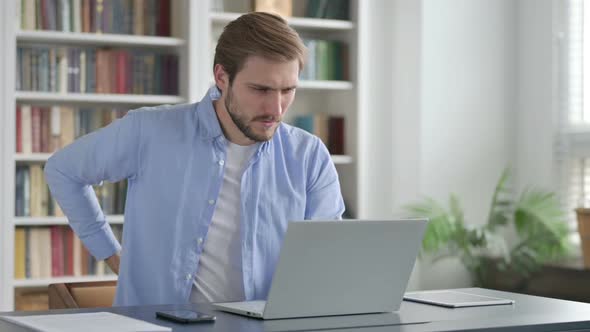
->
[402,167,571,286]
[404,197,454,253]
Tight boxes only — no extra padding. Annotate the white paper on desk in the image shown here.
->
[0,311,171,332]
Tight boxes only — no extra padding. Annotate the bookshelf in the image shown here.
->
[0,0,364,311]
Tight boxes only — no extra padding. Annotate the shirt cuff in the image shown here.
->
[82,222,122,260]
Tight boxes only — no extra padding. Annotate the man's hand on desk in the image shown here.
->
[105,253,121,275]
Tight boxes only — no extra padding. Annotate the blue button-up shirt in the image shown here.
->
[44,87,345,306]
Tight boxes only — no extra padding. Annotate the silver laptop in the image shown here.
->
[212,219,427,320]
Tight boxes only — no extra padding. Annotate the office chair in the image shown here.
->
[48,280,117,309]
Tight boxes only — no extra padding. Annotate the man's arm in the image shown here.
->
[44,112,141,267]
[305,139,346,219]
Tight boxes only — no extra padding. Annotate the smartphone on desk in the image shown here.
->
[156,310,216,324]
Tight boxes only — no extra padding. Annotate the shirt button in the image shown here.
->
[197,237,203,245]
[186,274,192,280]
[208,199,215,205]
[218,160,225,166]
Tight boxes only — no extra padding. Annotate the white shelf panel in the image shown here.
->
[210,12,354,30]
[331,155,353,164]
[16,30,185,48]
[14,215,124,226]
[13,275,117,288]
[207,80,352,91]
[15,92,186,105]
[15,153,51,162]
[298,80,353,90]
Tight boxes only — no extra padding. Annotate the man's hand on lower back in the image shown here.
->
[105,253,121,275]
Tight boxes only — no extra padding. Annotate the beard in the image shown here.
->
[225,86,280,142]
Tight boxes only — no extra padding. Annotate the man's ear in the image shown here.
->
[213,64,229,92]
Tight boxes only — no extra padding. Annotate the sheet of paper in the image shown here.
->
[0,311,171,332]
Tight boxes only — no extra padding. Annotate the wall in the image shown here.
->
[357,0,423,289]
[358,0,520,289]
[418,0,517,289]
[515,0,555,192]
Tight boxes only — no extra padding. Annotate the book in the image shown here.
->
[29,165,44,217]
[28,228,42,278]
[20,105,32,154]
[39,227,52,278]
[14,228,26,279]
[50,226,64,276]
[253,0,292,17]
[30,106,41,153]
[15,167,27,216]
[328,116,345,155]
[63,227,74,275]
[73,234,82,276]
[15,105,22,153]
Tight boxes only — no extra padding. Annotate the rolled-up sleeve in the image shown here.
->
[44,111,141,260]
[304,139,345,220]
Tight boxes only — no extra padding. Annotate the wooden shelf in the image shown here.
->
[14,216,124,226]
[15,92,185,106]
[298,80,353,90]
[15,153,52,162]
[331,155,353,164]
[210,12,354,31]
[16,30,185,48]
[13,275,117,288]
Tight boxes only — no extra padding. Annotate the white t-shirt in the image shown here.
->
[190,141,258,303]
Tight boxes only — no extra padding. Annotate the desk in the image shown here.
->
[2,288,590,331]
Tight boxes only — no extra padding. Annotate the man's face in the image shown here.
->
[222,56,299,142]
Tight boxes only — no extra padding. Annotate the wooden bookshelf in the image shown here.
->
[16,30,186,48]
[15,92,185,106]
[1,0,365,311]
[210,12,355,31]
[298,80,353,90]
[14,215,124,226]
[13,275,117,288]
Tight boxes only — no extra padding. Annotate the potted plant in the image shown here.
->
[575,208,590,267]
[404,169,571,288]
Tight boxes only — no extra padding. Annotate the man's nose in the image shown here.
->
[265,91,283,116]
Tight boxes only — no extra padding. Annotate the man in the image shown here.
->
[45,12,345,307]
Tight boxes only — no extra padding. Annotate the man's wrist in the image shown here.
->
[105,252,121,275]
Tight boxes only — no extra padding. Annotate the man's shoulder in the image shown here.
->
[124,103,199,137]
[275,123,328,159]
[128,102,197,119]
[278,122,318,144]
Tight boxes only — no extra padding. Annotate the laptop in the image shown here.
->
[212,219,427,320]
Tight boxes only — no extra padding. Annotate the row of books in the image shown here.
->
[230,0,349,20]
[14,225,123,279]
[16,46,179,95]
[16,105,126,154]
[293,114,345,155]
[20,0,171,36]
[305,0,350,20]
[300,39,348,81]
[15,164,128,217]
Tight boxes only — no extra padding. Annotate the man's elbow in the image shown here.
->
[43,155,60,189]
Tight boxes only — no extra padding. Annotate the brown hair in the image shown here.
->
[213,12,306,85]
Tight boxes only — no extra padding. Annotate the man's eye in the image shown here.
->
[254,87,269,92]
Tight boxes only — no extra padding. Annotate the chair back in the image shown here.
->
[48,281,117,309]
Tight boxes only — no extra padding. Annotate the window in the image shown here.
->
[561,0,590,236]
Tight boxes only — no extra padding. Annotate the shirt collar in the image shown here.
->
[195,85,273,154]
[195,85,224,140]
